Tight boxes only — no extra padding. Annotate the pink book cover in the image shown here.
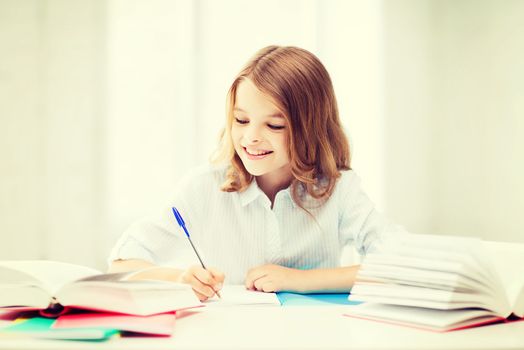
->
[1,303,203,318]
[343,313,522,332]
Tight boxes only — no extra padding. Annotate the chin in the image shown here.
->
[243,165,266,177]
[240,161,270,177]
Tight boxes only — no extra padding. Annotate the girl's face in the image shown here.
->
[231,79,291,180]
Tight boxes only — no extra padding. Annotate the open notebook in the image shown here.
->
[204,285,281,306]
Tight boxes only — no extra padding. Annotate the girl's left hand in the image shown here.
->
[244,264,304,293]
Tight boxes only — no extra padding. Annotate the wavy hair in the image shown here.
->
[212,45,350,209]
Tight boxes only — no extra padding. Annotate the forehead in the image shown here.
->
[234,79,281,116]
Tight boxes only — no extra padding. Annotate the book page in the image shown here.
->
[484,241,524,314]
[359,258,487,292]
[75,271,139,282]
[204,285,280,307]
[57,280,201,315]
[355,234,512,317]
[0,264,40,285]
[344,303,500,331]
[374,234,497,286]
[0,261,101,295]
[350,282,498,311]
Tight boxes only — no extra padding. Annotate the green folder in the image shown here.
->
[2,317,118,341]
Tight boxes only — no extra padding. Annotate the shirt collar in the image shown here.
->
[238,180,264,207]
[237,180,297,208]
[277,186,296,208]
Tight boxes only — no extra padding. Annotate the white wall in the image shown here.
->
[1,0,44,259]
[104,0,200,254]
[1,0,522,270]
[319,0,386,210]
[382,0,434,233]
[0,0,107,266]
[380,0,524,243]
[430,0,524,242]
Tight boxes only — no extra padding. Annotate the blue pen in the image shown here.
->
[171,207,222,298]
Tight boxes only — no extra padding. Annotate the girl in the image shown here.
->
[108,45,403,301]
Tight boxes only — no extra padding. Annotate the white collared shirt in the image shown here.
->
[108,164,404,284]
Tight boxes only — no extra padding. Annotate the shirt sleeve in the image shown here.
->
[107,206,196,268]
[338,171,406,255]
[107,168,209,269]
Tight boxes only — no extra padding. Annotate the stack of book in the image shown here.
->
[0,261,202,340]
[345,234,524,332]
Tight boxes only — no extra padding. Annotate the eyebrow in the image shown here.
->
[233,107,284,118]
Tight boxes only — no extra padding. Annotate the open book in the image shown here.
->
[0,260,201,316]
[345,234,524,331]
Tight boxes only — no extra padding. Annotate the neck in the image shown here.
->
[256,166,293,207]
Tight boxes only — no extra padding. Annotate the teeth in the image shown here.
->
[246,149,272,156]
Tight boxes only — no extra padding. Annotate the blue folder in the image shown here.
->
[276,292,362,306]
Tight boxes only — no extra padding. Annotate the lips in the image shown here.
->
[243,147,273,160]
[245,148,272,156]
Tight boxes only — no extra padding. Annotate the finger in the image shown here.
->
[194,267,216,286]
[207,267,225,286]
[184,270,217,297]
[253,276,277,293]
[253,275,275,292]
[206,267,225,292]
[179,266,205,284]
[193,289,210,302]
[193,269,222,296]
[190,277,217,297]
[261,281,277,293]
[246,273,266,290]
[245,267,268,290]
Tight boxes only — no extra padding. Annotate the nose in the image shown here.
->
[243,124,262,144]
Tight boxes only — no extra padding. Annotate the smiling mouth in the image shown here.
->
[243,147,273,157]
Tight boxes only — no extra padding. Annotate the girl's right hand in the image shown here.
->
[177,265,225,301]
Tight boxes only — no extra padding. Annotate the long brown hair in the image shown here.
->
[213,45,350,209]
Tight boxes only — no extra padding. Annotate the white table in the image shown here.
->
[1,305,523,350]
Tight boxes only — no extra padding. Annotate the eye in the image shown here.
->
[268,124,285,130]
[234,117,248,125]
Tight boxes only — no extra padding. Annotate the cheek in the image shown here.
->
[281,136,291,161]
[275,133,289,152]
[230,127,240,144]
